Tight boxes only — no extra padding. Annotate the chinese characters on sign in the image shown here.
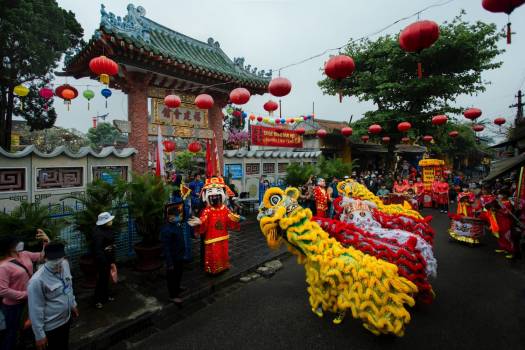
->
[250,125,303,148]
[149,97,213,138]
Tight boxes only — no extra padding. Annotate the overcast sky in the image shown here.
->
[51,0,525,138]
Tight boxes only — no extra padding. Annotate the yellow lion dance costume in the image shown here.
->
[258,187,418,337]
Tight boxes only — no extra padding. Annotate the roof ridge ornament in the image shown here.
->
[100,3,150,43]
[233,58,272,78]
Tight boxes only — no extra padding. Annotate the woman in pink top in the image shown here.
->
[0,229,49,350]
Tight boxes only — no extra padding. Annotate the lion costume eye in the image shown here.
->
[263,188,285,209]
[270,194,282,206]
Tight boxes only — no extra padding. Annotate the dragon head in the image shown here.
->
[257,187,301,249]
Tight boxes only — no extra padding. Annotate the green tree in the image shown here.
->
[87,122,122,149]
[285,163,317,187]
[316,157,357,180]
[0,0,84,149]
[172,150,204,176]
[318,12,502,160]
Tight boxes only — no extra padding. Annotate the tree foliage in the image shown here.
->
[172,150,204,175]
[318,12,502,158]
[0,202,65,249]
[285,163,317,187]
[87,122,122,149]
[0,0,84,149]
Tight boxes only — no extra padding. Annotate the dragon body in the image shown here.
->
[258,187,418,337]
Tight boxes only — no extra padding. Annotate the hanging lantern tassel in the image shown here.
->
[507,21,511,44]
[100,73,110,85]
[417,62,423,79]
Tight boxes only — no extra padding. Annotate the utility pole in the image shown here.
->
[510,90,524,126]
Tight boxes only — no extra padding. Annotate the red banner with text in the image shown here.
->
[251,125,303,148]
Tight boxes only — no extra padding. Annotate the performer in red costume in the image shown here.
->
[414,177,425,208]
[393,177,409,194]
[494,190,515,259]
[435,176,449,213]
[456,191,475,217]
[313,178,330,218]
[188,177,240,274]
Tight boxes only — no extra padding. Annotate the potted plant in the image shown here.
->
[0,202,64,250]
[67,179,126,287]
[126,173,170,271]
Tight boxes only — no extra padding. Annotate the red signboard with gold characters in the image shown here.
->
[250,125,303,148]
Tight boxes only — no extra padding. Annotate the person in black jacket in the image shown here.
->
[160,201,187,304]
[92,212,116,309]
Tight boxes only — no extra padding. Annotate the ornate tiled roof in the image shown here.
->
[0,146,136,159]
[63,4,270,91]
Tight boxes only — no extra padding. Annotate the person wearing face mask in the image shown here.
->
[0,229,49,350]
[160,201,187,303]
[92,212,116,309]
[28,242,78,350]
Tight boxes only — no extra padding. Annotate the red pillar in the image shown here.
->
[208,101,226,174]
[126,73,151,174]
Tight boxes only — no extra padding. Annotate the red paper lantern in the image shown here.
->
[401,137,410,143]
[164,95,181,109]
[275,118,281,124]
[397,121,412,132]
[422,135,433,142]
[257,116,263,122]
[249,114,256,121]
[268,77,292,97]
[230,88,251,105]
[232,110,242,118]
[89,55,119,85]
[317,129,328,138]
[55,84,78,111]
[464,108,482,120]
[368,124,382,134]
[163,140,176,153]
[382,136,391,143]
[399,20,440,78]
[494,117,506,126]
[296,128,305,135]
[263,100,279,114]
[449,130,459,138]
[324,55,355,80]
[188,141,202,153]
[303,116,308,121]
[341,127,353,137]
[472,124,485,132]
[432,115,448,126]
[482,0,525,44]
[361,135,370,143]
[195,94,214,109]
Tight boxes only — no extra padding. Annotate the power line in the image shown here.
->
[273,0,456,73]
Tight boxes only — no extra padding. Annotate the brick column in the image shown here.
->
[126,73,151,174]
[208,100,227,174]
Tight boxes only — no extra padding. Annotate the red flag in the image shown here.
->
[155,126,165,177]
[212,135,221,176]
[205,139,213,177]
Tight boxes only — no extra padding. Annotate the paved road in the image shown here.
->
[130,210,525,350]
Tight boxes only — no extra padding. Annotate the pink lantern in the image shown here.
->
[472,124,485,132]
[422,135,433,142]
[361,135,370,143]
[382,136,391,143]
[317,129,328,138]
[449,130,459,138]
